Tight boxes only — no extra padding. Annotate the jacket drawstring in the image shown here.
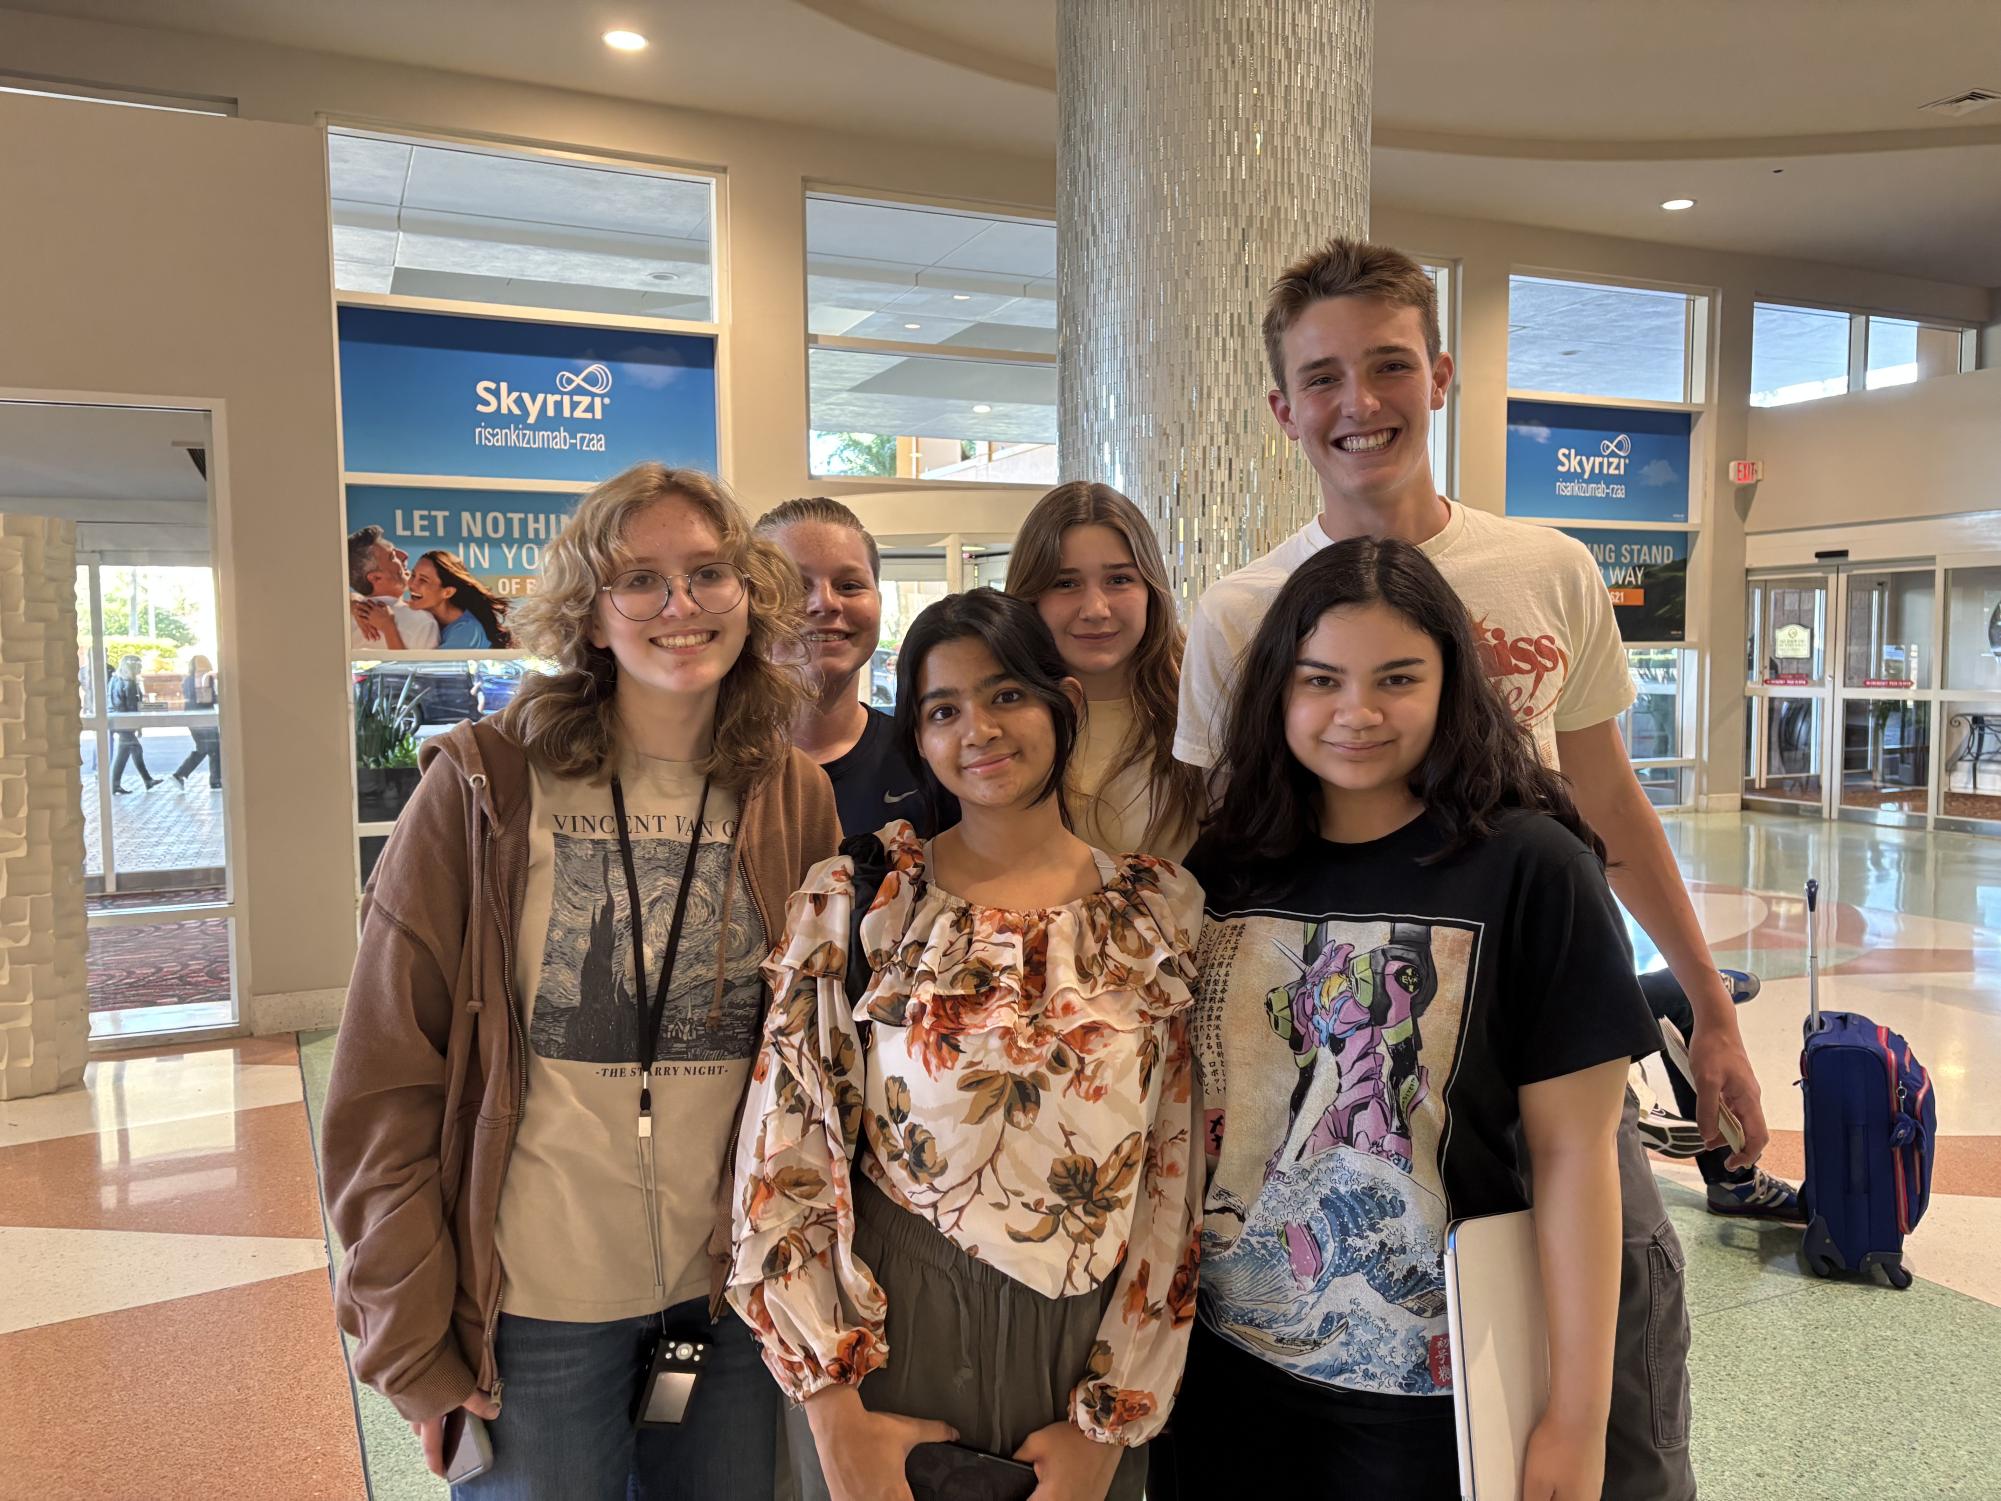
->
[467,772,490,1013]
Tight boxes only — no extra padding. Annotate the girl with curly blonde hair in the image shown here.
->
[322,463,838,1498]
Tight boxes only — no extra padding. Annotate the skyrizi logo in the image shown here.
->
[1556,432,1631,479]
[472,362,615,452]
[474,363,615,424]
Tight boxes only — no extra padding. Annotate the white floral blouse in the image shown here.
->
[727,820,1203,1446]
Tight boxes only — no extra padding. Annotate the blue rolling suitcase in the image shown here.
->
[1797,879,1937,1290]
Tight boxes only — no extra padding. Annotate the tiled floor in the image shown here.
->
[82,727,227,882]
[0,1035,363,1499]
[3,811,1996,1498]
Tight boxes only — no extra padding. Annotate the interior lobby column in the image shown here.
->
[0,515,88,1100]
[1057,0,1374,599]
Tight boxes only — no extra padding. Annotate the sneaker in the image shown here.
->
[172,772,188,790]
[1707,1169,1806,1224]
[1638,1105,1709,1159]
[1719,968,1762,1005]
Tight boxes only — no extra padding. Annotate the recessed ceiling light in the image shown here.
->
[1660,197,1696,211]
[952,294,971,301]
[602,29,648,51]
[904,322,922,330]
[647,271,679,283]
[972,404,992,413]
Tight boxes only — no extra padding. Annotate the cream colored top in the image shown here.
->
[1070,696,1195,862]
[496,752,764,1320]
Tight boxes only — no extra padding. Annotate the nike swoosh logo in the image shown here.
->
[883,789,920,804]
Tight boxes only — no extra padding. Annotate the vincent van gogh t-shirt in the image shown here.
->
[494,751,767,1322]
[1182,810,1657,1401]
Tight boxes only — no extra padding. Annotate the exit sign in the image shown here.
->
[1730,460,1764,484]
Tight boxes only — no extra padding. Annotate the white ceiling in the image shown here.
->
[0,403,208,509]
[0,402,211,557]
[15,0,2001,284]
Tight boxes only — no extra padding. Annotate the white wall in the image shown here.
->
[1743,367,2001,534]
[0,92,350,1028]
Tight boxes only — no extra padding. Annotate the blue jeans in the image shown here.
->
[455,1297,777,1501]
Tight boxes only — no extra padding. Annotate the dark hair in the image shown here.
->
[755,496,881,580]
[417,549,514,648]
[346,524,386,595]
[892,588,1079,830]
[1207,537,1604,892]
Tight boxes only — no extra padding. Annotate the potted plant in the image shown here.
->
[354,670,428,823]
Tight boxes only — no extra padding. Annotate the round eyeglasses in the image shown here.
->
[600,564,747,621]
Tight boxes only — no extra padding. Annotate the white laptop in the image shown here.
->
[1442,1209,1550,1500]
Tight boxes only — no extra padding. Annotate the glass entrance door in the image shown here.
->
[1744,562,1944,828]
[1744,572,1833,811]
[77,555,239,1039]
[0,395,243,1043]
[1832,567,1934,827]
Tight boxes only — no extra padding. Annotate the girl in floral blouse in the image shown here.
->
[729,588,1203,1501]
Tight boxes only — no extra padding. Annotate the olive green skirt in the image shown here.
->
[784,1173,1147,1501]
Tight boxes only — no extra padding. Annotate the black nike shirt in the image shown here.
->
[822,706,957,839]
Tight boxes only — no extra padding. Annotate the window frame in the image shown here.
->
[0,70,236,115]
[322,119,727,337]
[1505,267,1713,409]
[323,119,728,900]
[802,183,1057,492]
[1749,297,1975,409]
[1414,256,1459,498]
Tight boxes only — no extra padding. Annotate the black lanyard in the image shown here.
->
[609,773,712,1122]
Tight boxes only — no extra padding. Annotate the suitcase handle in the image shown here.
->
[1805,879,1822,1033]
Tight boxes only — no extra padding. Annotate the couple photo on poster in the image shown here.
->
[347,519,518,652]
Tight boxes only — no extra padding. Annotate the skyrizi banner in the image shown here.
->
[1505,400,1692,524]
[337,306,718,481]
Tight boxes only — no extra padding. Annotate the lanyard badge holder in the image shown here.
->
[610,773,715,1428]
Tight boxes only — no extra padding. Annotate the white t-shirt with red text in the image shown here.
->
[1173,500,1636,771]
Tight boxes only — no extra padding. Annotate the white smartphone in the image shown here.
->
[443,1412,493,1485]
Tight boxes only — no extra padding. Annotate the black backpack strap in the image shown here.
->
[839,832,890,1005]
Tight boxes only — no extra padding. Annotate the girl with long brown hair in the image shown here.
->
[1004,482,1204,860]
[321,462,838,1498]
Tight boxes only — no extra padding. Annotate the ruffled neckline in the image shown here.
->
[921,843,1119,919]
[846,820,1200,1035]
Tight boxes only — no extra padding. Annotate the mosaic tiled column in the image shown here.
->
[0,515,88,1100]
[1058,0,1373,600]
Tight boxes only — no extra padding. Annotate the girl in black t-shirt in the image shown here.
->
[1159,538,1657,1501]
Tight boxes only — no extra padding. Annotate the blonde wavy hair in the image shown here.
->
[496,463,808,788]
[1004,481,1204,851]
